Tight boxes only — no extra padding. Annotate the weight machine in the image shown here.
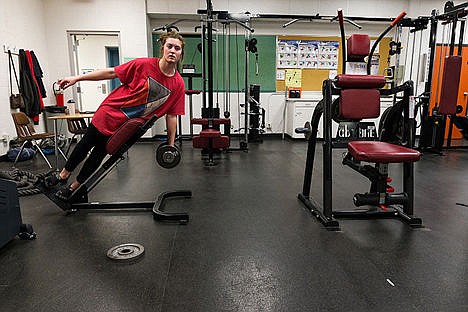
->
[296,10,422,230]
[418,1,468,153]
[191,0,260,165]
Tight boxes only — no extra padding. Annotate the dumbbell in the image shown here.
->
[156,142,181,169]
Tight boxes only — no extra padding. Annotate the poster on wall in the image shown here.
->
[277,40,298,68]
[297,41,319,69]
[317,41,339,69]
[277,39,338,70]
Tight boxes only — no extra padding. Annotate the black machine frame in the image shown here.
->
[298,80,421,229]
[297,10,422,229]
[39,116,191,224]
[418,1,468,153]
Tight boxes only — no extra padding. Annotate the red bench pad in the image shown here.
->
[106,118,145,155]
[347,141,421,163]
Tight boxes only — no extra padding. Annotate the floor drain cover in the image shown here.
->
[107,243,145,261]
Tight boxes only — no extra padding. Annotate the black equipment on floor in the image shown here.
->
[0,178,36,249]
[248,84,265,143]
[418,3,467,153]
[180,72,202,142]
[296,10,422,230]
[38,116,191,224]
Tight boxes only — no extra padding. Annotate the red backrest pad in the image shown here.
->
[340,89,381,120]
[347,34,370,60]
[106,118,145,155]
[438,55,462,115]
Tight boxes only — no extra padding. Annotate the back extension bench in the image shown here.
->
[38,116,191,224]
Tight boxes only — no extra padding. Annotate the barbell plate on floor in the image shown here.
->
[107,243,145,262]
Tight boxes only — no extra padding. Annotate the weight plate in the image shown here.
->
[107,243,145,262]
[156,144,181,169]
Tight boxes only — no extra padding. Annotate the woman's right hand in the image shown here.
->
[58,76,79,90]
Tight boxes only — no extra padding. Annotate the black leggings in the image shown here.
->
[64,123,110,184]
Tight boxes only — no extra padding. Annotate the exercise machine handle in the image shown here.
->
[391,11,407,27]
[337,9,344,26]
[337,9,347,74]
[367,11,407,75]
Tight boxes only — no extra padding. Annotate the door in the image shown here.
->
[68,32,120,112]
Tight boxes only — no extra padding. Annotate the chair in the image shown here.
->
[11,112,56,168]
[65,117,88,156]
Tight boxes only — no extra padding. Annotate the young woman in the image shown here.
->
[45,31,185,200]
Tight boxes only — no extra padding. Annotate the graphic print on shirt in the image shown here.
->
[120,77,171,118]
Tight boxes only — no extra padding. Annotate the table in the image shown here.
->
[47,113,94,170]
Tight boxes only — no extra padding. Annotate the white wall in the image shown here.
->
[0,0,50,155]
[42,0,148,108]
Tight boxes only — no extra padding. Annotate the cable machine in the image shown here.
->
[418,1,468,153]
[190,1,257,164]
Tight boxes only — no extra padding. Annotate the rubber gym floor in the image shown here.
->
[0,138,467,312]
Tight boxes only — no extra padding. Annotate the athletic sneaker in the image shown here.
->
[44,173,68,188]
[55,186,74,201]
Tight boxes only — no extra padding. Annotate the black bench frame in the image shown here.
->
[39,116,191,224]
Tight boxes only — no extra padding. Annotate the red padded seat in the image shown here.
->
[193,135,229,149]
[347,141,421,163]
[199,128,222,138]
[106,118,145,155]
[192,118,231,151]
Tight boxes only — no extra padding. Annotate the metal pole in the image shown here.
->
[207,2,214,117]
[201,23,207,110]
[225,24,230,116]
[322,79,333,219]
[244,28,250,146]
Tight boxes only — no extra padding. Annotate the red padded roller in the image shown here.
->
[336,74,386,88]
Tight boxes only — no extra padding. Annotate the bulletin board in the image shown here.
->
[275,35,391,92]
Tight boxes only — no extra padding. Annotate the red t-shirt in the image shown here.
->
[91,57,185,136]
